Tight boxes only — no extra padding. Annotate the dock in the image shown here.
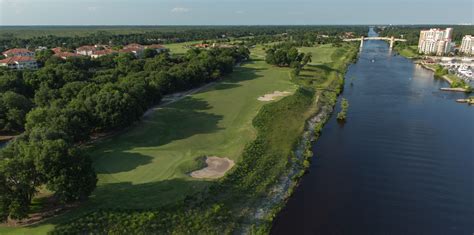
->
[440,87,468,92]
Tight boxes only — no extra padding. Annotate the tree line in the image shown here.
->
[0,46,250,221]
[0,26,368,51]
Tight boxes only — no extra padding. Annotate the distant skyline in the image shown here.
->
[1,0,473,26]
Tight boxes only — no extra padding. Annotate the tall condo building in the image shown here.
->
[460,35,473,55]
[418,28,454,56]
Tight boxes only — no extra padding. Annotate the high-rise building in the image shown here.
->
[418,28,454,56]
[460,35,473,55]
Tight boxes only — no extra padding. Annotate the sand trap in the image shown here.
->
[258,91,292,101]
[190,156,235,179]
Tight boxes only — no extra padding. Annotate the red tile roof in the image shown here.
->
[119,48,138,53]
[124,43,144,50]
[54,52,80,59]
[0,56,36,64]
[92,49,116,55]
[51,47,63,54]
[2,48,33,55]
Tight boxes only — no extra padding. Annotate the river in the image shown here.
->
[271,29,474,234]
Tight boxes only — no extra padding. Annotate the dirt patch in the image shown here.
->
[190,156,235,179]
[258,91,292,101]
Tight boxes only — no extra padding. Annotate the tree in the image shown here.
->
[0,91,33,132]
[0,128,97,221]
[143,48,157,59]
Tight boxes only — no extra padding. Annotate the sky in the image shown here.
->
[0,0,473,25]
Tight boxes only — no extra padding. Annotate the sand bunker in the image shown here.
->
[258,91,292,101]
[190,156,235,179]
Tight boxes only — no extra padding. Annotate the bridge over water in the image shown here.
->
[343,36,407,49]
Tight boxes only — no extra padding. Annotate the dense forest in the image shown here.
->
[0,46,250,221]
[0,25,368,50]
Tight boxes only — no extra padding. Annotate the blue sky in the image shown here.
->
[1,0,473,25]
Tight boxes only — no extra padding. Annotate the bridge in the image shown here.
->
[343,36,407,49]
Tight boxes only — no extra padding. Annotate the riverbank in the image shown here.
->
[417,62,472,93]
[243,43,358,233]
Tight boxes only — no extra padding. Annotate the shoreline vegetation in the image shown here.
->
[336,98,349,121]
[417,62,472,93]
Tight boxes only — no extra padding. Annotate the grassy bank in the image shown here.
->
[0,43,357,234]
[394,45,420,59]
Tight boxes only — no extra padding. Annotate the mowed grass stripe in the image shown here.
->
[89,57,297,207]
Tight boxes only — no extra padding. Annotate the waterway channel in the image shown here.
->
[271,28,474,234]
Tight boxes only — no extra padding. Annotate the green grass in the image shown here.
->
[299,44,341,65]
[396,45,419,58]
[164,40,203,54]
[91,58,297,204]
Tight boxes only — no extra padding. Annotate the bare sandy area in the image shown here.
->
[257,91,292,101]
[190,156,235,179]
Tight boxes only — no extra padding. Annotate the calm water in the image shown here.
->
[272,29,474,234]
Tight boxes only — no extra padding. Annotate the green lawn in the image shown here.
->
[164,40,203,54]
[396,45,419,58]
[299,44,341,65]
[0,50,297,234]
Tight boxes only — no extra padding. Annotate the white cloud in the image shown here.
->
[171,7,190,13]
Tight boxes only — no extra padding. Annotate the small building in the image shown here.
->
[0,56,38,70]
[121,43,145,57]
[54,51,81,60]
[91,49,116,58]
[76,45,97,56]
[2,48,35,57]
[51,47,64,54]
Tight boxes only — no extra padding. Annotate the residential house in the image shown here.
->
[91,49,116,58]
[76,45,97,56]
[2,48,35,57]
[120,43,145,57]
[54,52,81,60]
[0,56,38,70]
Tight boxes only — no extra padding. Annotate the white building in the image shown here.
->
[418,28,454,56]
[460,35,473,55]
[76,45,97,56]
[0,56,38,70]
[2,48,35,57]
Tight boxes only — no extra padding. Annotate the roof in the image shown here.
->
[124,43,144,50]
[2,48,33,55]
[54,52,80,58]
[0,56,36,64]
[76,45,97,51]
[92,49,116,55]
[51,47,63,54]
[119,48,139,53]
